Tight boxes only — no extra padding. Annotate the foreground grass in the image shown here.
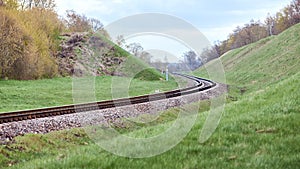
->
[1,72,299,169]
[0,76,177,113]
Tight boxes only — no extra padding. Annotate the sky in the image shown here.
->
[55,0,291,62]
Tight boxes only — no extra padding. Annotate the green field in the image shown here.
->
[1,24,300,169]
[0,76,178,113]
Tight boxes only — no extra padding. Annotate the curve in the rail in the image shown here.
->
[0,74,216,124]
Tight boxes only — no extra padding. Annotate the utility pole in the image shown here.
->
[164,54,169,81]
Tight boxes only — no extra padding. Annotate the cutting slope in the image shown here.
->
[57,32,164,81]
[195,23,300,94]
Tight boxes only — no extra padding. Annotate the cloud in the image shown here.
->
[55,0,291,42]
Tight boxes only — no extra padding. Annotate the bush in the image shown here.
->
[0,7,63,80]
[0,9,28,79]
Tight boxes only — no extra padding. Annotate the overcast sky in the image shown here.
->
[55,0,291,43]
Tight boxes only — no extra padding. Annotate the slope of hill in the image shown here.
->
[57,32,164,81]
[195,23,300,96]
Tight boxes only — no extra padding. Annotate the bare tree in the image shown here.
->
[89,18,103,32]
[200,47,219,63]
[139,51,153,64]
[126,42,143,56]
[19,0,56,10]
[116,35,125,47]
[65,10,104,33]
[65,10,91,32]
[183,51,201,70]
[151,59,164,72]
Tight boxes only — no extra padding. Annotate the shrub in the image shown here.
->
[0,9,27,79]
[0,7,63,80]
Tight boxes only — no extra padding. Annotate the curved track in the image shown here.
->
[0,74,216,124]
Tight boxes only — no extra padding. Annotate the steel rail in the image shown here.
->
[0,74,216,124]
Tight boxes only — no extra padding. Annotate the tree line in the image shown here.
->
[0,0,105,80]
[202,0,300,62]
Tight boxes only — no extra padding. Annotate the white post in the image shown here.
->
[166,66,169,81]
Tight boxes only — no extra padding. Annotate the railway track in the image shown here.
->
[0,74,216,124]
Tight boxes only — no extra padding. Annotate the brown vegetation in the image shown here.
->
[0,6,63,79]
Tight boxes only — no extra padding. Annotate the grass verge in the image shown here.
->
[0,76,177,113]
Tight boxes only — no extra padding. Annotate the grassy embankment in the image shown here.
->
[1,24,300,168]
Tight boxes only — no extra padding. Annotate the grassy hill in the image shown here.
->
[195,23,300,97]
[1,24,299,168]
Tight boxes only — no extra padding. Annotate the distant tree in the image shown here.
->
[64,10,104,33]
[200,47,219,63]
[19,0,56,10]
[126,42,143,56]
[233,20,268,48]
[290,0,300,24]
[65,10,91,32]
[274,10,290,34]
[139,51,153,64]
[265,0,300,35]
[152,59,164,72]
[116,35,125,47]
[216,19,268,55]
[282,0,300,27]
[183,51,201,70]
[89,18,103,32]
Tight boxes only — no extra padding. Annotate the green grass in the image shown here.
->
[195,24,300,95]
[0,76,177,113]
